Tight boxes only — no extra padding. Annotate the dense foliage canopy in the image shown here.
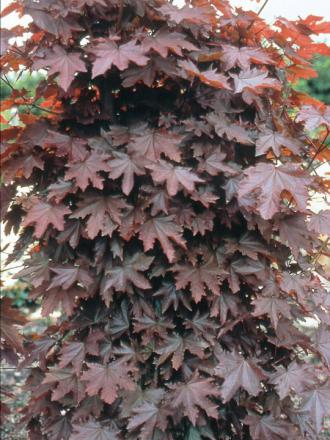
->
[1,1,330,439]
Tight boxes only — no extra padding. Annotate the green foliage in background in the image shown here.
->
[1,282,33,308]
[295,56,330,104]
[0,71,44,101]
[1,71,46,125]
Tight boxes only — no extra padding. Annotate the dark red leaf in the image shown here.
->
[220,44,275,70]
[139,216,186,263]
[231,68,281,94]
[148,160,204,196]
[22,200,71,238]
[70,194,128,239]
[129,129,182,162]
[244,414,293,440]
[168,374,220,425]
[91,39,149,77]
[33,46,86,91]
[64,152,111,191]
[81,361,136,404]
[296,105,330,130]
[308,210,330,236]
[256,130,302,157]
[215,351,266,402]
[174,258,222,303]
[238,163,312,219]
[71,421,120,440]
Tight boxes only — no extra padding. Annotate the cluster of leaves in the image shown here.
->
[1,1,330,439]
[0,297,27,426]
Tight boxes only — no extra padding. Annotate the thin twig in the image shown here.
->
[246,0,271,33]
[311,160,330,173]
[0,367,34,370]
[0,264,25,273]
[257,0,270,16]
[1,73,15,90]
[0,76,62,116]
[24,102,62,116]
[305,128,329,171]
[116,0,124,32]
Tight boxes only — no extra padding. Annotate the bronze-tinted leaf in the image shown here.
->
[127,401,170,440]
[58,342,85,374]
[43,367,85,404]
[0,298,26,352]
[48,265,93,290]
[158,4,212,25]
[313,325,330,367]
[206,113,253,144]
[35,286,89,317]
[179,59,231,90]
[14,253,50,287]
[156,333,206,369]
[43,131,88,161]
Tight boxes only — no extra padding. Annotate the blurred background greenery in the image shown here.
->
[294,56,330,104]
[0,71,44,101]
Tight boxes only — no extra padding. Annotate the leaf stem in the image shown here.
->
[116,0,124,32]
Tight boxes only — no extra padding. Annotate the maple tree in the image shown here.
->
[1,0,330,439]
